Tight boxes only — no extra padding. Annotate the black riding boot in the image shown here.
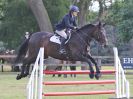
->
[59,37,67,54]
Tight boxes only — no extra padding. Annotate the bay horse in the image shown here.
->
[15,21,107,80]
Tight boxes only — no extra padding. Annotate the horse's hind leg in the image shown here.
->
[16,60,29,80]
[86,54,101,80]
[16,57,35,80]
[23,64,30,77]
[16,64,26,80]
[23,57,36,77]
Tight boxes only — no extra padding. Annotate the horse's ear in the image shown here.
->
[98,21,106,28]
[93,20,103,28]
[98,21,102,28]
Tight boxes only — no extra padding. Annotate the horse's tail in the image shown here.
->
[14,38,30,63]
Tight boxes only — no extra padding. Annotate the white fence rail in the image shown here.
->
[27,48,44,99]
[114,47,130,98]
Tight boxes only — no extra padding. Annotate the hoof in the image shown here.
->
[89,71,94,79]
[95,73,101,80]
[16,74,22,80]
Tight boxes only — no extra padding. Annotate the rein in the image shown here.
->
[68,29,90,53]
[76,30,89,45]
[71,29,91,47]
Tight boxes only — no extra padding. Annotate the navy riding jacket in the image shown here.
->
[56,13,77,31]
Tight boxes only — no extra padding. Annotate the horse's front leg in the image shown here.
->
[81,55,94,79]
[86,54,101,80]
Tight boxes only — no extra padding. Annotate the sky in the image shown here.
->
[90,1,114,12]
[90,1,99,12]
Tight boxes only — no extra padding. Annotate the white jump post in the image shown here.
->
[113,47,130,98]
[27,48,44,99]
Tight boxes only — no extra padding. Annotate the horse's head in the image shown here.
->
[92,21,108,47]
[73,22,108,47]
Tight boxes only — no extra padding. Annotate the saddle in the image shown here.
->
[50,30,71,44]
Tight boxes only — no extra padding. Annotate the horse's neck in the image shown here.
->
[76,27,93,43]
[68,30,89,51]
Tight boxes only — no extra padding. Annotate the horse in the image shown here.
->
[15,21,107,80]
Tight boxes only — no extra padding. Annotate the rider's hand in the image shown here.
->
[74,27,78,30]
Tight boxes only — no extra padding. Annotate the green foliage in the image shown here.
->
[0,0,70,49]
[0,41,5,51]
[106,0,133,42]
[0,0,38,49]
[87,11,98,23]
[43,0,70,28]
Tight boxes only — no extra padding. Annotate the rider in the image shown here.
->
[55,5,79,54]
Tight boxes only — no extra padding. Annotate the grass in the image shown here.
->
[0,72,28,99]
[0,66,133,99]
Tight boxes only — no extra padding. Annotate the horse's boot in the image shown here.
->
[59,37,67,54]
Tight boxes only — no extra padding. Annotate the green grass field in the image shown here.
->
[0,67,133,99]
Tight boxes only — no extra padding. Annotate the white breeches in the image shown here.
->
[55,30,67,39]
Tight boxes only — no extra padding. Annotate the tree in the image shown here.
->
[72,0,92,26]
[0,0,38,49]
[93,0,113,20]
[0,0,70,49]
[106,0,133,43]
[27,0,53,32]
[43,0,70,28]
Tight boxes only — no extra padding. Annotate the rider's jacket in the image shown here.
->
[56,13,77,31]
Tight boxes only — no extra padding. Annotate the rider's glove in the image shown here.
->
[74,27,78,30]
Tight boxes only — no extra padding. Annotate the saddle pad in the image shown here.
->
[50,35,61,44]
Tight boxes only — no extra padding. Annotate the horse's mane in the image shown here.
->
[70,23,95,40]
[70,23,94,35]
[77,24,94,31]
